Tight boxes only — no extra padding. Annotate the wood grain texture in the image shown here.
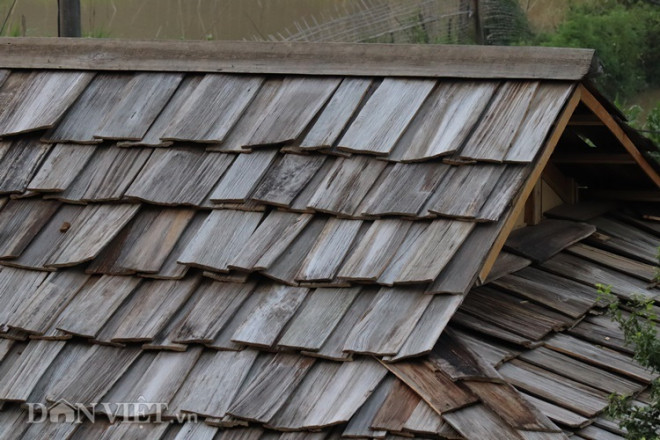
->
[251,154,326,207]
[505,219,596,263]
[300,78,372,148]
[337,79,436,155]
[161,74,263,143]
[95,72,183,140]
[390,81,498,161]
[567,242,657,282]
[178,209,263,272]
[231,284,309,348]
[429,330,502,382]
[0,199,60,259]
[342,375,393,438]
[27,143,97,192]
[42,73,131,143]
[0,137,51,194]
[521,392,589,429]
[0,38,597,80]
[0,71,93,136]
[344,286,432,355]
[371,379,421,432]
[442,404,525,440]
[478,164,531,222]
[485,250,532,283]
[210,150,277,202]
[460,81,540,161]
[403,400,459,437]
[125,148,234,205]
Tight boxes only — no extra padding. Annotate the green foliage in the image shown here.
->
[533,0,660,101]
[619,100,660,146]
[597,281,660,439]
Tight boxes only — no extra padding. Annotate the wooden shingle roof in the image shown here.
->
[0,38,657,440]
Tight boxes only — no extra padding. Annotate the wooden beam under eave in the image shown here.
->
[478,86,582,283]
[577,84,660,188]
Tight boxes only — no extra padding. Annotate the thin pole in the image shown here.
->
[58,0,81,37]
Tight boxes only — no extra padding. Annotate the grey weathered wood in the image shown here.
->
[296,218,363,282]
[45,203,140,268]
[277,286,360,351]
[0,71,93,136]
[125,148,234,205]
[161,74,263,143]
[118,75,203,147]
[380,219,475,284]
[27,143,97,192]
[359,163,449,217]
[520,392,589,428]
[0,199,60,259]
[545,201,618,222]
[207,289,262,351]
[390,81,499,161]
[231,284,309,348]
[506,83,574,162]
[460,81,540,161]
[588,216,658,264]
[171,350,258,418]
[95,418,169,440]
[53,275,141,338]
[0,38,597,80]
[251,154,326,207]
[442,404,525,440]
[228,211,312,272]
[338,219,412,281]
[0,137,51,194]
[343,375,393,438]
[452,328,520,367]
[498,359,609,417]
[56,146,152,202]
[171,281,255,343]
[306,156,386,215]
[567,242,657,281]
[244,77,341,147]
[178,209,263,272]
[506,219,597,263]
[371,379,421,432]
[451,310,535,347]
[95,72,183,140]
[42,73,131,143]
[425,164,505,219]
[210,150,277,202]
[172,422,218,440]
[390,294,464,361]
[344,286,431,355]
[403,399,459,437]
[578,425,625,440]
[228,353,315,422]
[478,164,531,221]
[337,79,436,155]
[149,211,207,280]
[430,330,503,382]
[485,250,532,283]
[300,78,372,149]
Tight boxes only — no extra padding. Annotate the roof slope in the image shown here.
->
[0,39,656,440]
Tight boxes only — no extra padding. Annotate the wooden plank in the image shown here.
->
[231,284,309,348]
[0,199,60,259]
[566,242,656,282]
[277,287,359,351]
[524,180,543,225]
[505,219,596,263]
[251,154,326,207]
[244,77,341,147]
[228,211,312,272]
[207,289,262,351]
[209,150,278,202]
[337,79,436,155]
[443,404,525,440]
[578,425,626,440]
[0,71,93,136]
[27,143,97,192]
[380,219,475,285]
[343,375,394,438]
[382,358,478,413]
[300,78,372,149]
[344,286,432,356]
[371,380,421,432]
[506,83,574,162]
[520,392,589,429]
[452,328,521,367]
[42,73,131,143]
[485,251,532,283]
[544,333,655,383]
[402,399,455,436]
[96,420,169,440]
[588,216,658,264]
[498,359,610,417]
[171,422,218,440]
[478,164,531,222]
[389,294,464,361]
[125,148,234,205]
[45,203,140,268]
[178,209,263,272]
[296,218,363,282]
[0,38,597,79]
[390,81,498,162]
[171,281,255,344]
[170,350,258,418]
[429,329,502,382]
[161,74,263,143]
[56,146,152,202]
[338,219,413,281]
[359,163,449,217]
[53,275,141,338]
[0,137,51,194]
[545,201,616,222]
[307,156,387,215]
[578,84,660,187]
[227,353,315,423]
[94,72,183,140]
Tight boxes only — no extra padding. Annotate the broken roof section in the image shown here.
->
[0,38,657,439]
